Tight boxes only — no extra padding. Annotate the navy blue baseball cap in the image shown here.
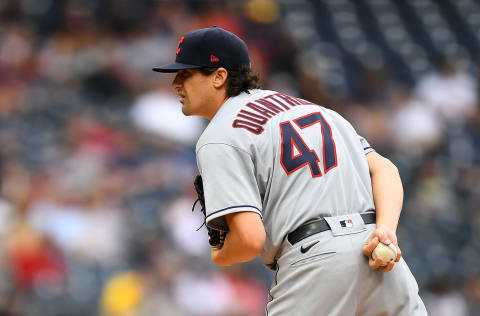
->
[153,26,250,73]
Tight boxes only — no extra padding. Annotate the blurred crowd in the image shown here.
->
[0,0,479,315]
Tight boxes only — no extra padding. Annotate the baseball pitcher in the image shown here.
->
[153,26,428,316]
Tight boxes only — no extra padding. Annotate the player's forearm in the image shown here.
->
[211,212,266,266]
[211,232,263,266]
[369,155,403,233]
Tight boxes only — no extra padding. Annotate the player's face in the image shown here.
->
[172,69,214,117]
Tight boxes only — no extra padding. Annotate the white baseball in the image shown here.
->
[372,242,397,266]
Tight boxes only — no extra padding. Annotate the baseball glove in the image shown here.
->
[192,175,227,249]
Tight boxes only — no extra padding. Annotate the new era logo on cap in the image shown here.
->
[340,219,353,228]
[210,55,219,62]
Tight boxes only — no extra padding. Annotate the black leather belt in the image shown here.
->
[287,212,376,245]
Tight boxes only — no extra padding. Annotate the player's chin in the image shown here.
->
[181,104,192,116]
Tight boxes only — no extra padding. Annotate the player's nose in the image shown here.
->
[172,74,182,89]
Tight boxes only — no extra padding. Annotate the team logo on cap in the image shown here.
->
[340,219,353,228]
[176,36,184,55]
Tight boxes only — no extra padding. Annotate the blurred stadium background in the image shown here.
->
[0,0,479,315]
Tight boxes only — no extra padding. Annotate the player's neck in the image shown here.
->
[203,91,229,120]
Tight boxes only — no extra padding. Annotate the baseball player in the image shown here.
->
[153,26,428,315]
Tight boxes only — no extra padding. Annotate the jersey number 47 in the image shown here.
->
[280,112,338,178]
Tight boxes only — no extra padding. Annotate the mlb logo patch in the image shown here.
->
[340,219,353,228]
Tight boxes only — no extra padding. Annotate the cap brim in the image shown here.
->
[152,62,203,73]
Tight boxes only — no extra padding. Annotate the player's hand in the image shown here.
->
[363,226,402,272]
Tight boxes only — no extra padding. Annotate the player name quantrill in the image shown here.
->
[232,93,315,134]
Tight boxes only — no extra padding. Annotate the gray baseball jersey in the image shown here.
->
[196,89,375,267]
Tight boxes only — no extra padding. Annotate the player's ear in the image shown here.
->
[212,67,228,89]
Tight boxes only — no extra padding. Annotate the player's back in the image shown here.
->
[197,89,375,266]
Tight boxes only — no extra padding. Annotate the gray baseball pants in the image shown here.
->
[266,218,428,316]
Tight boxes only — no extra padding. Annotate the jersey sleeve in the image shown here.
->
[359,135,375,154]
[196,143,263,231]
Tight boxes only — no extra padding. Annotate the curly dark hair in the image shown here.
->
[199,65,261,97]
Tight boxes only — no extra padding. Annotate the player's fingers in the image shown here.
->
[363,236,379,257]
[388,231,398,245]
[369,257,383,270]
[372,228,385,240]
[377,231,391,245]
[366,234,379,245]
[367,228,384,242]
[365,233,374,244]
[384,231,401,261]
[395,245,402,262]
[381,260,395,272]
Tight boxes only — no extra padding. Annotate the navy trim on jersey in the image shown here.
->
[364,146,373,151]
[205,205,262,221]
